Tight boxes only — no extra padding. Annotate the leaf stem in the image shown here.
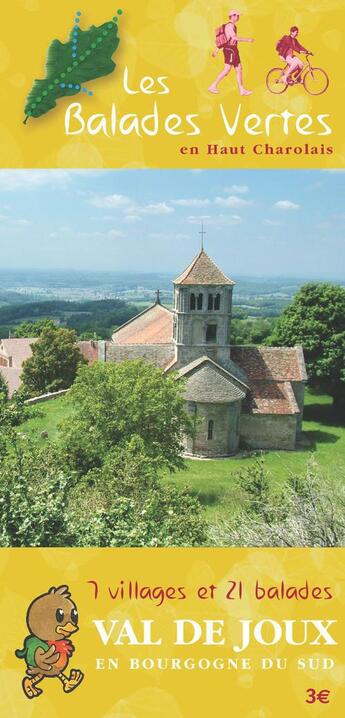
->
[23,116,29,125]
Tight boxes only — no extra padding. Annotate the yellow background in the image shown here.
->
[1,548,345,717]
[0,0,344,168]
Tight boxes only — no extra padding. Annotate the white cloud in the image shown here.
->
[89,195,173,216]
[46,226,126,241]
[171,198,210,207]
[215,195,251,208]
[224,185,249,194]
[187,215,212,224]
[264,219,282,226]
[187,214,243,226]
[0,170,73,192]
[0,217,32,231]
[107,229,126,239]
[124,215,142,223]
[274,200,300,211]
[141,202,174,215]
[217,214,243,225]
[90,194,133,209]
[9,219,32,227]
[148,232,191,240]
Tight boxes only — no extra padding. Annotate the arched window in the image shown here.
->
[206,324,217,343]
[214,293,221,310]
[197,293,203,310]
[208,420,214,441]
[208,294,213,310]
[190,293,196,310]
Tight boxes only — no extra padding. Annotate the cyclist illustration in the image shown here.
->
[208,10,254,96]
[276,27,311,85]
[266,26,329,96]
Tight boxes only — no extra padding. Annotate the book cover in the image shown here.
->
[0,1,344,716]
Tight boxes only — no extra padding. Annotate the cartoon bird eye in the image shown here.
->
[71,607,78,625]
[56,608,64,623]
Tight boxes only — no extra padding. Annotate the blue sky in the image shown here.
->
[0,169,344,278]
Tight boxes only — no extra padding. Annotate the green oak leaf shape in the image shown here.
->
[24,19,120,122]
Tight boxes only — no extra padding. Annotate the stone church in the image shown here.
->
[0,249,307,458]
[106,249,307,457]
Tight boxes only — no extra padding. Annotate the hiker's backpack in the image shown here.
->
[215,24,228,48]
[276,36,287,55]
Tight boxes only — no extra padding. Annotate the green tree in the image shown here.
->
[231,318,274,345]
[0,435,206,547]
[77,331,102,341]
[0,372,8,403]
[0,438,74,547]
[268,283,345,416]
[236,458,274,522]
[13,319,56,337]
[70,438,206,547]
[21,326,86,397]
[60,360,193,474]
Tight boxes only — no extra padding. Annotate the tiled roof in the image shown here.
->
[106,343,175,370]
[0,366,22,398]
[112,303,173,345]
[179,356,247,403]
[231,346,307,382]
[174,250,235,286]
[77,340,99,364]
[247,381,300,415]
[0,338,37,368]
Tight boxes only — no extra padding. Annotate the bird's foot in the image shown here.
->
[62,669,84,693]
[22,677,43,699]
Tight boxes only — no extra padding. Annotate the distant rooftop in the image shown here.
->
[0,338,37,368]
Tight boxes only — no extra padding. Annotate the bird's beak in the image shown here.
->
[56,622,79,636]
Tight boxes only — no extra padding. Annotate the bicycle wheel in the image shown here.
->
[266,68,288,94]
[303,67,329,95]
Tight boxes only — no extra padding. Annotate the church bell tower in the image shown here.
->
[172,241,235,369]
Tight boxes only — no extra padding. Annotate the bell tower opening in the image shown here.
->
[206,324,217,343]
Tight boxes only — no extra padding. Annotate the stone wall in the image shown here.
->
[184,401,241,457]
[104,342,175,369]
[24,389,69,405]
[240,414,297,450]
[174,344,232,371]
[291,381,305,436]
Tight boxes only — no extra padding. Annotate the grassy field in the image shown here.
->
[22,389,345,521]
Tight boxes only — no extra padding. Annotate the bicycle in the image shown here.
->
[266,53,329,96]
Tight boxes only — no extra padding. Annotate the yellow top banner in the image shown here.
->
[0,0,344,168]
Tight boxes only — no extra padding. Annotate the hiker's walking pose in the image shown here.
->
[209,10,254,95]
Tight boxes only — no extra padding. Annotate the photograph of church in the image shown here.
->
[0,246,307,458]
[107,248,307,457]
